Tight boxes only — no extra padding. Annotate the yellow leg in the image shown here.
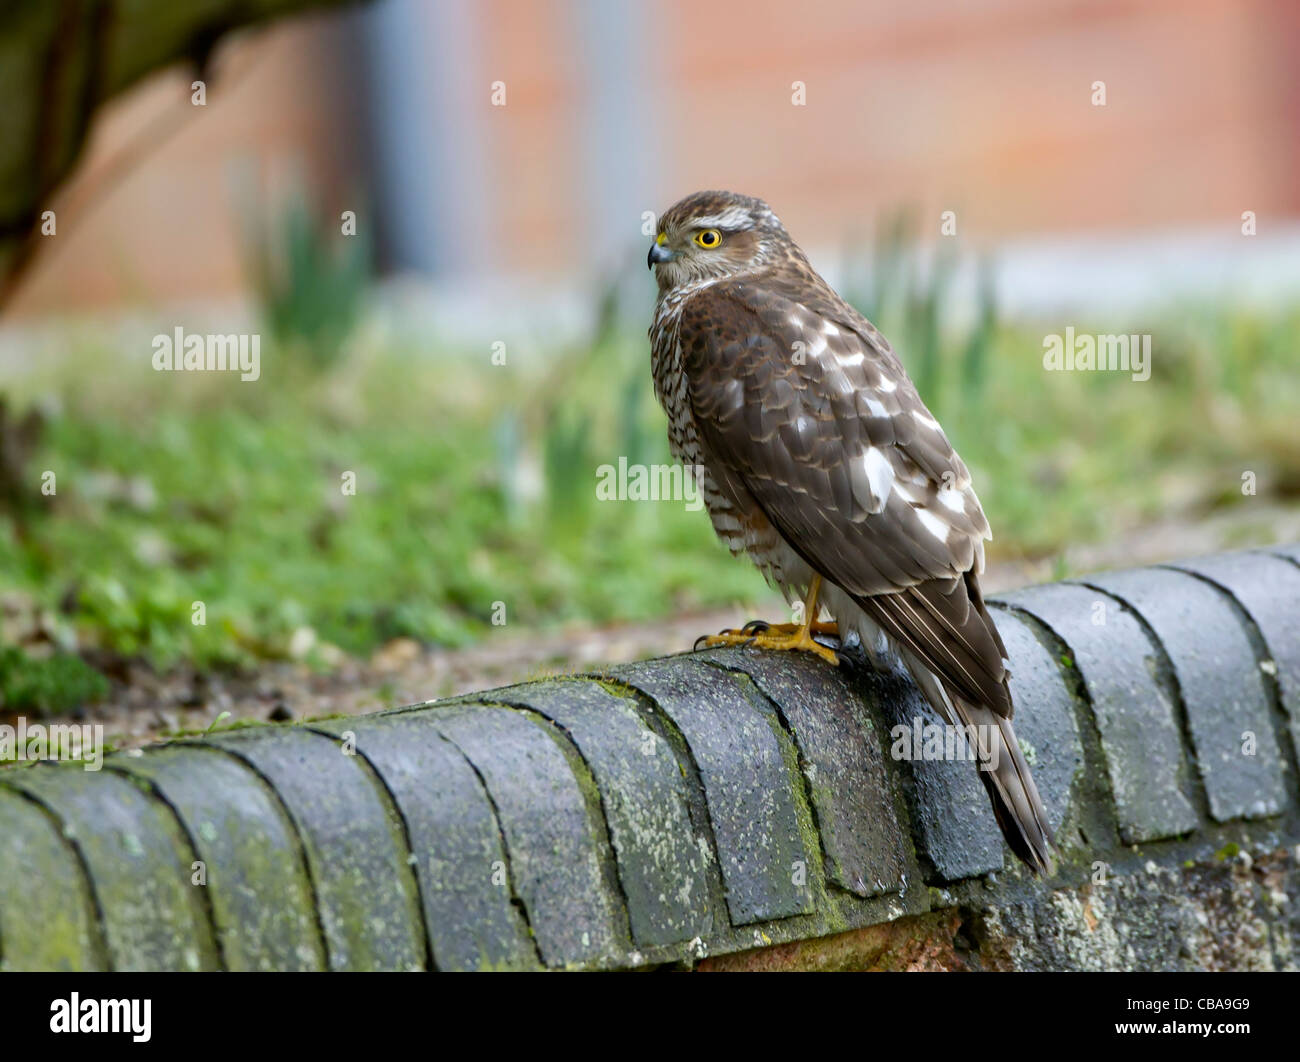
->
[698,575,840,666]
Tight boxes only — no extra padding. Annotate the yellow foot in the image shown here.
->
[734,619,839,638]
[696,622,840,667]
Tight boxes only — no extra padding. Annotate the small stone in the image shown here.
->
[288,627,316,659]
[371,637,422,672]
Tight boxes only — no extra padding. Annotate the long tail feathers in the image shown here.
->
[900,647,1056,874]
[951,694,1056,875]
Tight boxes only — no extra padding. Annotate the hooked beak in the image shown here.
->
[647,236,674,270]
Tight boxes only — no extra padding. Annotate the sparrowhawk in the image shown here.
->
[647,189,1054,874]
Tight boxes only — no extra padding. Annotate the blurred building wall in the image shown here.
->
[7,0,1299,317]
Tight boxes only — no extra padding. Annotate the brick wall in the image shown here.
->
[8,0,1300,315]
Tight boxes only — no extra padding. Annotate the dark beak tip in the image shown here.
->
[647,243,673,270]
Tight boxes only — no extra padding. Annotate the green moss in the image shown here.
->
[161,716,272,741]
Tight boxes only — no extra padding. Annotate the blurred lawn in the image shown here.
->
[1,291,1298,686]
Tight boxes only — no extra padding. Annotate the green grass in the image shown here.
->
[941,301,1300,554]
[0,332,768,675]
[0,647,110,714]
[1,291,1298,687]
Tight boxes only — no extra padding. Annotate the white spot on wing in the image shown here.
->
[916,508,949,541]
[912,409,942,430]
[937,487,966,513]
[878,377,897,393]
[858,446,894,512]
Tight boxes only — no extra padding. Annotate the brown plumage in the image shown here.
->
[648,190,1054,874]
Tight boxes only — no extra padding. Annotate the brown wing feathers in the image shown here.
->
[858,573,1011,713]
[679,278,1055,872]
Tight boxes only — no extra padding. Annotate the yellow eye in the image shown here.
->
[694,229,722,248]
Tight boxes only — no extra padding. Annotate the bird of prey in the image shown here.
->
[647,190,1054,874]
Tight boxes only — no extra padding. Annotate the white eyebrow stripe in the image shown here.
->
[691,207,752,229]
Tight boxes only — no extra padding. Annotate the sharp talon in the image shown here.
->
[696,632,759,652]
[691,578,841,666]
[691,626,839,666]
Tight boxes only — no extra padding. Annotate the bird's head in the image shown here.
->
[648,190,789,292]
